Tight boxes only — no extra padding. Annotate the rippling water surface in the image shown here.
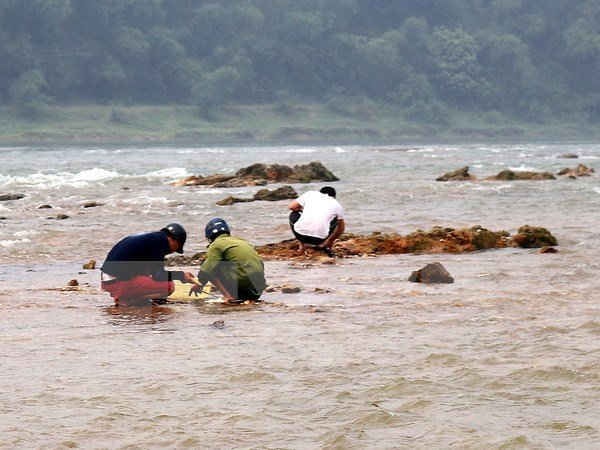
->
[1,143,599,449]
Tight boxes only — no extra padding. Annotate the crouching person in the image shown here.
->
[189,218,266,304]
[101,223,197,305]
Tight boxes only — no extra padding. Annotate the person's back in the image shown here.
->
[100,223,195,305]
[194,218,266,302]
[101,231,170,281]
[293,190,344,239]
[288,186,345,253]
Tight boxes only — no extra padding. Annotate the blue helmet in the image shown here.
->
[205,218,230,242]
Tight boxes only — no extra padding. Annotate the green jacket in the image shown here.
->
[198,234,266,296]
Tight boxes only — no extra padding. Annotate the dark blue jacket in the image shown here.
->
[101,231,184,281]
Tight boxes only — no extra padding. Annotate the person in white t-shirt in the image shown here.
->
[288,186,345,255]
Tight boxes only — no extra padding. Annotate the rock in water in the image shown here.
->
[436,166,476,181]
[0,193,25,201]
[252,185,298,201]
[511,226,557,248]
[408,262,454,284]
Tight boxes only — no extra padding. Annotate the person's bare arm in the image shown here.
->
[320,219,345,249]
[289,200,303,211]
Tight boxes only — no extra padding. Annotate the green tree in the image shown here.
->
[9,69,50,117]
[428,27,487,107]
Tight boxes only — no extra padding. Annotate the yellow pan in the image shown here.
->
[167,281,217,302]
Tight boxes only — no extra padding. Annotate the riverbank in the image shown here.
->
[2,103,599,145]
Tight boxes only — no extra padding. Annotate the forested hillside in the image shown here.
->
[1,0,599,126]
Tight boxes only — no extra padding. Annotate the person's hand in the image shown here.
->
[188,283,204,297]
[317,244,334,257]
[182,272,197,284]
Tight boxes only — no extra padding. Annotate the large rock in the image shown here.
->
[436,166,476,181]
[408,262,454,283]
[486,170,556,181]
[173,161,338,187]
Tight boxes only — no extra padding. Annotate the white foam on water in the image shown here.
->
[121,196,171,205]
[14,230,39,237]
[285,148,318,153]
[0,168,120,189]
[0,238,31,248]
[593,187,600,195]
[141,167,190,179]
[508,164,540,172]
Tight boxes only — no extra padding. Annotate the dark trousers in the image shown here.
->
[289,211,337,246]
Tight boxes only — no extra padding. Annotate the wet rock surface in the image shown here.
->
[485,170,556,181]
[556,164,595,178]
[408,262,454,283]
[167,225,557,265]
[436,166,476,181]
[173,161,338,187]
[437,166,595,181]
[216,185,298,206]
[0,193,25,201]
[511,225,557,248]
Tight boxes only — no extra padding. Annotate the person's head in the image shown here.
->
[320,186,336,198]
[205,218,230,242]
[161,223,187,254]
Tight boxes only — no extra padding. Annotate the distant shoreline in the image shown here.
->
[2,103,599,146]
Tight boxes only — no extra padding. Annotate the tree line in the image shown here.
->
[1,0,599,124]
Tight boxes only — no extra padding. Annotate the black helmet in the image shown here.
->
[161,223,187,253]
[205,218,230,242]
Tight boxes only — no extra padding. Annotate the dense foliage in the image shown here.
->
[1,0,599,123]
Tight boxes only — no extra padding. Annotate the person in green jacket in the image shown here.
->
[189,218,267,303]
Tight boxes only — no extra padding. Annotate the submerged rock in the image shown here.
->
[556,164,595,178]
[436,166,476,181]
[82,259,96,270]
[216,185,298,205]
[408,262,454,283]
[0,193,25,201]
[173,161,338,187]
[82,201,105,208]
[485,170,556,181]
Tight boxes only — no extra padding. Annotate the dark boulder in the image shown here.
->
[408,262,454,284]
[0,193,25,201]
[216,186,298,205]
[436,166,476,181]
[253,185,298,201]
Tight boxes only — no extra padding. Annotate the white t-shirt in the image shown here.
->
[293,191,344,239]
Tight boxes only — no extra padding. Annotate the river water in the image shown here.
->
[0,143,599,449]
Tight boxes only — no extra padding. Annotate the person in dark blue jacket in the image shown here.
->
[101,223,196,305]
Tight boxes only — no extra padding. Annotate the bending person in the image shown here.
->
[189,218,266,303]
[288,186,345,255]
[101,223,196,305]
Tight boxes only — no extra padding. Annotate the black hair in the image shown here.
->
[320,186,336,198]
